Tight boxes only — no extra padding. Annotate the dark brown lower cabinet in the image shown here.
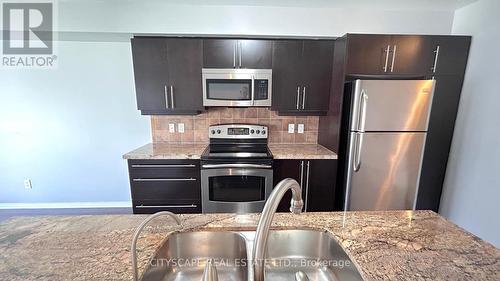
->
[128,159,202,214]
[274,159,337,212]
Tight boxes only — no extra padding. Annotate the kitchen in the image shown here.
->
[0,0,499,280]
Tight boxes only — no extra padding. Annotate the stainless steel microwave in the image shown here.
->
[202,68,272,107]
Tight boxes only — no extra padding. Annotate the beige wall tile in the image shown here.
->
[295,133,306,144]
[181,131,194,143]
[269,131,282,144]
[282,132,295,143]
[150,108,319,144]
[307,116,319,131]
[257,108,271,118]
[245,108,258,118]
[281,117,295,131]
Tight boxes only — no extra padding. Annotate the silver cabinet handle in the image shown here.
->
[202,164,272,169]
[170,85,175,108]
[132,178,197,182]
[383,45,391,72]
[296,86,301,109]
[131,164,196,168]
[164,85,169,109]
[302,86,306,110]
[251,75,255,106]
[390,45,397,72]
[135,204,198,209]
[353,132,364,172]
[233,41,237,68]
[431,45,440,73]
[304,161,310,212]
[238,41,242,68]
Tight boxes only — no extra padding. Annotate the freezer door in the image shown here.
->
[350,80,435,132]
[346,132,426,211]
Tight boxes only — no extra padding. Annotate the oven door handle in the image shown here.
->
[202,164,272,169]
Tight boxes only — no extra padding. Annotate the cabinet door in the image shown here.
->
[273,160,304,212]
[271,40,304,112]
[429,36,471,75]
[345,34,392,75]
[417,75,464,211]
[239,40,273,69]
[389,35,435,75]
[166,38,204,112]
[302,40,334,111]
[131,37,169,112]
[306,160,336,212]
[203,39,237,68]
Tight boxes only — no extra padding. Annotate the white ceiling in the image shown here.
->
[100,0,479,11]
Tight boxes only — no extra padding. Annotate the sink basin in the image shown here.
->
[141,231,248,281]
[140,229,362,281]
[263,229,364,281]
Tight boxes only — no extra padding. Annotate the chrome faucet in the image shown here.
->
[253,178,304,281]
[131,211,182,281]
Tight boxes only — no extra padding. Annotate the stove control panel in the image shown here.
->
[209,124,268,139]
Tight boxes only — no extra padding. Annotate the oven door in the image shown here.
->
[201,165,273,213]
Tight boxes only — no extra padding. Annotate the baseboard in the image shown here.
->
[0,201,131,210]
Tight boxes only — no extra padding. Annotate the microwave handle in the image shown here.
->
[251,75,255,106]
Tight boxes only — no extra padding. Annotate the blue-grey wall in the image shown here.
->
[439,0,500,248]
[0,41,150,205]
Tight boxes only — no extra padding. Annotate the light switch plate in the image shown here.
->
[297,124,304,134]
[178,123,185,133]
[24,179,32,189]
[288,124,295,133]
[169,123,175,133]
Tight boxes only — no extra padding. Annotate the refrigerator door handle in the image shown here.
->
[357,89,368,132]
[353,132,364,172]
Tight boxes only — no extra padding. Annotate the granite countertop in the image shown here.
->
[269,143,337,159]
[123,143,207,159]
[0,211,498,281]
[123,143,337,160]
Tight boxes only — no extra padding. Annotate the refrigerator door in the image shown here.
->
[350,80,435,132]
[346,132,426,211]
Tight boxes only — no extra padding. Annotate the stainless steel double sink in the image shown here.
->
[140,229,364,281]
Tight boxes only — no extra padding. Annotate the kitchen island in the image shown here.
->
[0,211,498,281]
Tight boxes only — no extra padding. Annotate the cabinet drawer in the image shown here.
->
[128,160,200,178]
[133,200,201,214]
[131,180,201,201]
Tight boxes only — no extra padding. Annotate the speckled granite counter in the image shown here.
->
[123,143,207,159]
[269,144,337,159]
[123,143,337,160]
[0,211,498,281]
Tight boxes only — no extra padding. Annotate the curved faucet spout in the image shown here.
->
[253,178,303,281]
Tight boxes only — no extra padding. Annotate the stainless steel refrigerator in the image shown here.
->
[343,79,435,211]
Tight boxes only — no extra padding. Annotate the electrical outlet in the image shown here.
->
[178,123,185,133]
[24,179,32,189]
[288,124,295,133]
[297,124,305,134]
[169,123,175,133]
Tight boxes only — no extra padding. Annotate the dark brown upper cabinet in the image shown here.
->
[345,34,392,75]
[427,36,471,76]
[203,39,272,69]
[272,40,334,115]
[345,34,470,77]
[131,37,204,115]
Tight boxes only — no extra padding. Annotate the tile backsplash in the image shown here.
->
[151,108,319,144]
